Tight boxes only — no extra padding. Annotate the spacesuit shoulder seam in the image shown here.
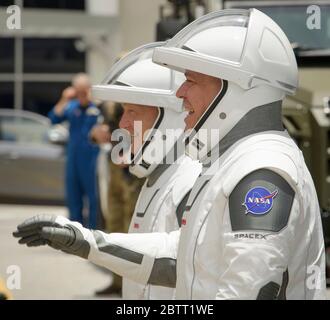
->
[222,150,298,198]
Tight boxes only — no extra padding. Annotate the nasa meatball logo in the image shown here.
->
[242,187,278,215]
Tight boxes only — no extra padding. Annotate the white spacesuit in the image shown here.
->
[91,43,204,300]
[14,9,326,300]
[150,8,327,299]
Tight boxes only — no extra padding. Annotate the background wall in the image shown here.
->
[119,0,166,52]
[87,0,167,84]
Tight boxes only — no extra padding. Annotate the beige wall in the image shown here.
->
[119,0,166,51]
[86,0,120,84]
[87,0,167,84]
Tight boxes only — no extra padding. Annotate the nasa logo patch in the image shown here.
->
[242,187,278,216]
[229,169,294,232]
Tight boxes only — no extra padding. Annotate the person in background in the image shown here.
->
[90,102,144,296]
[48,73,100,229]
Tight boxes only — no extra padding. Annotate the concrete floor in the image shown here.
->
[0,204,116,300]
[0,204,329,300]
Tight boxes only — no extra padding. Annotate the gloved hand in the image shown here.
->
[13,214,91,259]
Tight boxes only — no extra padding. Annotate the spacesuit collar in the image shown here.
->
[146,139,185,187]
[201,100,284,168]
[146,163,171,187]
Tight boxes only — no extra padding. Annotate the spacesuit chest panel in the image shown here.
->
[131,186,162,232]
[181,175,210,227]
[129,163,180,233]
[176,159,225,298]
[177,133,304,299]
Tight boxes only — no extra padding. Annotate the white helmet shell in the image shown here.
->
[152,9,298,160]
[92,42,186,178]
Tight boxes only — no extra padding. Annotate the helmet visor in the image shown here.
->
[92,42,184,112]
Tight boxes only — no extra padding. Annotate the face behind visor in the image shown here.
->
[152,8,298,161]
[92,42,186,178]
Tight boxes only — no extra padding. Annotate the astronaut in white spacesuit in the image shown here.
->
[13,43,201,300]
[14,9,326,299]
[151,8,325,299]
[150,8,326,299]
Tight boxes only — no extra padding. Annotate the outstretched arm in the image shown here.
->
[13,215,180,287]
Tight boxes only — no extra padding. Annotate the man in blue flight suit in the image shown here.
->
[48,73,100,229]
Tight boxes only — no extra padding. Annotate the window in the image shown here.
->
[227,5,330,50]
[23,82,70,116]
[0,1,14,7]
[256,6,330,50]
[24,38,86,73]
[23,0,85,10]
[0,83,14,108]
[1,37,85,114]
[1,11,87,115]
[0,38,14,73]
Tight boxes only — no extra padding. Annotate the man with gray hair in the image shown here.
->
[48,73,100,229]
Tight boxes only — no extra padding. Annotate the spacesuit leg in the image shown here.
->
[79,154,99,229]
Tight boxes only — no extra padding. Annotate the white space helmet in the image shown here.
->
[92,42,186,178]
[153,8,298,160]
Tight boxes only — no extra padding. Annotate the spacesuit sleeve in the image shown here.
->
[87,229,181,287]
[48,102,71,124]
[215,168,296,300]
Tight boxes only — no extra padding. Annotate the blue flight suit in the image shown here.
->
[48,100,100,228]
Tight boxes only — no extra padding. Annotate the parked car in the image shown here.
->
[0,109,67,204]
[0,108,111,221]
